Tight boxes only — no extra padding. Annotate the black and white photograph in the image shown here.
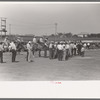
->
[0,2,100,81]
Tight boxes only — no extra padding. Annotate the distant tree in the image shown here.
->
[65,32,72,38]
[72,34,78,38]
[87,34,90,38]
[87,33,100,38]
[97,33,100,37]
[2,29,7,32]
[91,34,97,37]
[57,33,63,36]
[51,34,55,36]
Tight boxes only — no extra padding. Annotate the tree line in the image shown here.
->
[49,32,100,38]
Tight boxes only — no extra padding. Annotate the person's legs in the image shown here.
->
[12,50,14,62]
[59,50,61,61]
[0,51,3,63]
[64,50,67,60]
[52,49,54,59]
[28,50,31,62]
[69,48,72,57]
[30,51,34,62]
[49,49,52,59]
[66,49,68,60]
[53,49,56,59]
[58,50,60,60]
[39,50,41,57]
[79,49,81,56]
[51,49,53,59]
[26,50,29,61]
[14,50,16,62]
[74,48,76,56]
[71,48,73,56]
[61,50,63,61]
[44,49,47,57]
[81,51,85,57]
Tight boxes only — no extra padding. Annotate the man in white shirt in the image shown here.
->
[44,41,48,58]
[73,42,77,56]
[33,37,37,43]
[57,42,63,50]
[83,43,87,49]
[69,42,74,57]
[57,42,63,61]
[53,42,58,59]
[26,41,34,62]
[87,42,90,49]
[65,42,70,60]
[49,41,54,59]
[39,37,44,43]
[10,41,17,62]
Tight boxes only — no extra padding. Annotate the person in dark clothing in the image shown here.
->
[57,42,63,61]
[26,49,29,61]
[81,46,85,57]
[0,42,4,63]
[53,42,58,59]
[12,49,17,62]
[16,42,22,55]
[44,42,48,58]
[77,42,82,56]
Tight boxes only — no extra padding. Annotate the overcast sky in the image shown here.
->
[0,2,100,36]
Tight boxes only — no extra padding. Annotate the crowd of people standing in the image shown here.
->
[48,41,86,61]
[0,40,17,63]
[0,37,87,63]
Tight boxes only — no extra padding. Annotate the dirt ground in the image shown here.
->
[0,49,100,81]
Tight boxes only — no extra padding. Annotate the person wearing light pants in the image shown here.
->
[27,41,34,62]
[10,41,17,62]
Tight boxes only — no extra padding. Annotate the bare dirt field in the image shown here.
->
[0,49,100,81]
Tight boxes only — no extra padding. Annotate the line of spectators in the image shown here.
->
[0,38,87,63]
[48,41,86,61]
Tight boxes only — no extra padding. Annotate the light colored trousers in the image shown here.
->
[28,50,34,62]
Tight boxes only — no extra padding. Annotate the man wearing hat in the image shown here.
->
[49,41,54,59]
[69,42,74,57]
[33,37,37,43]
[53,42,58,59]
[57,41,63,61]
[65,42,70,60]
[0,42,4,63]
[27,41,34,62]
[44,40,48,58]
[10,41,17,62]
[39,37,44,43]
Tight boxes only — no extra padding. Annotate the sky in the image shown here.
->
[0,2,100,36]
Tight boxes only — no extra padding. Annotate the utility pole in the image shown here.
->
[9,24,11,36]
[55,23,58,42]
[55,23,58,35]
[0,17,7,38]
[9,24,11,40]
